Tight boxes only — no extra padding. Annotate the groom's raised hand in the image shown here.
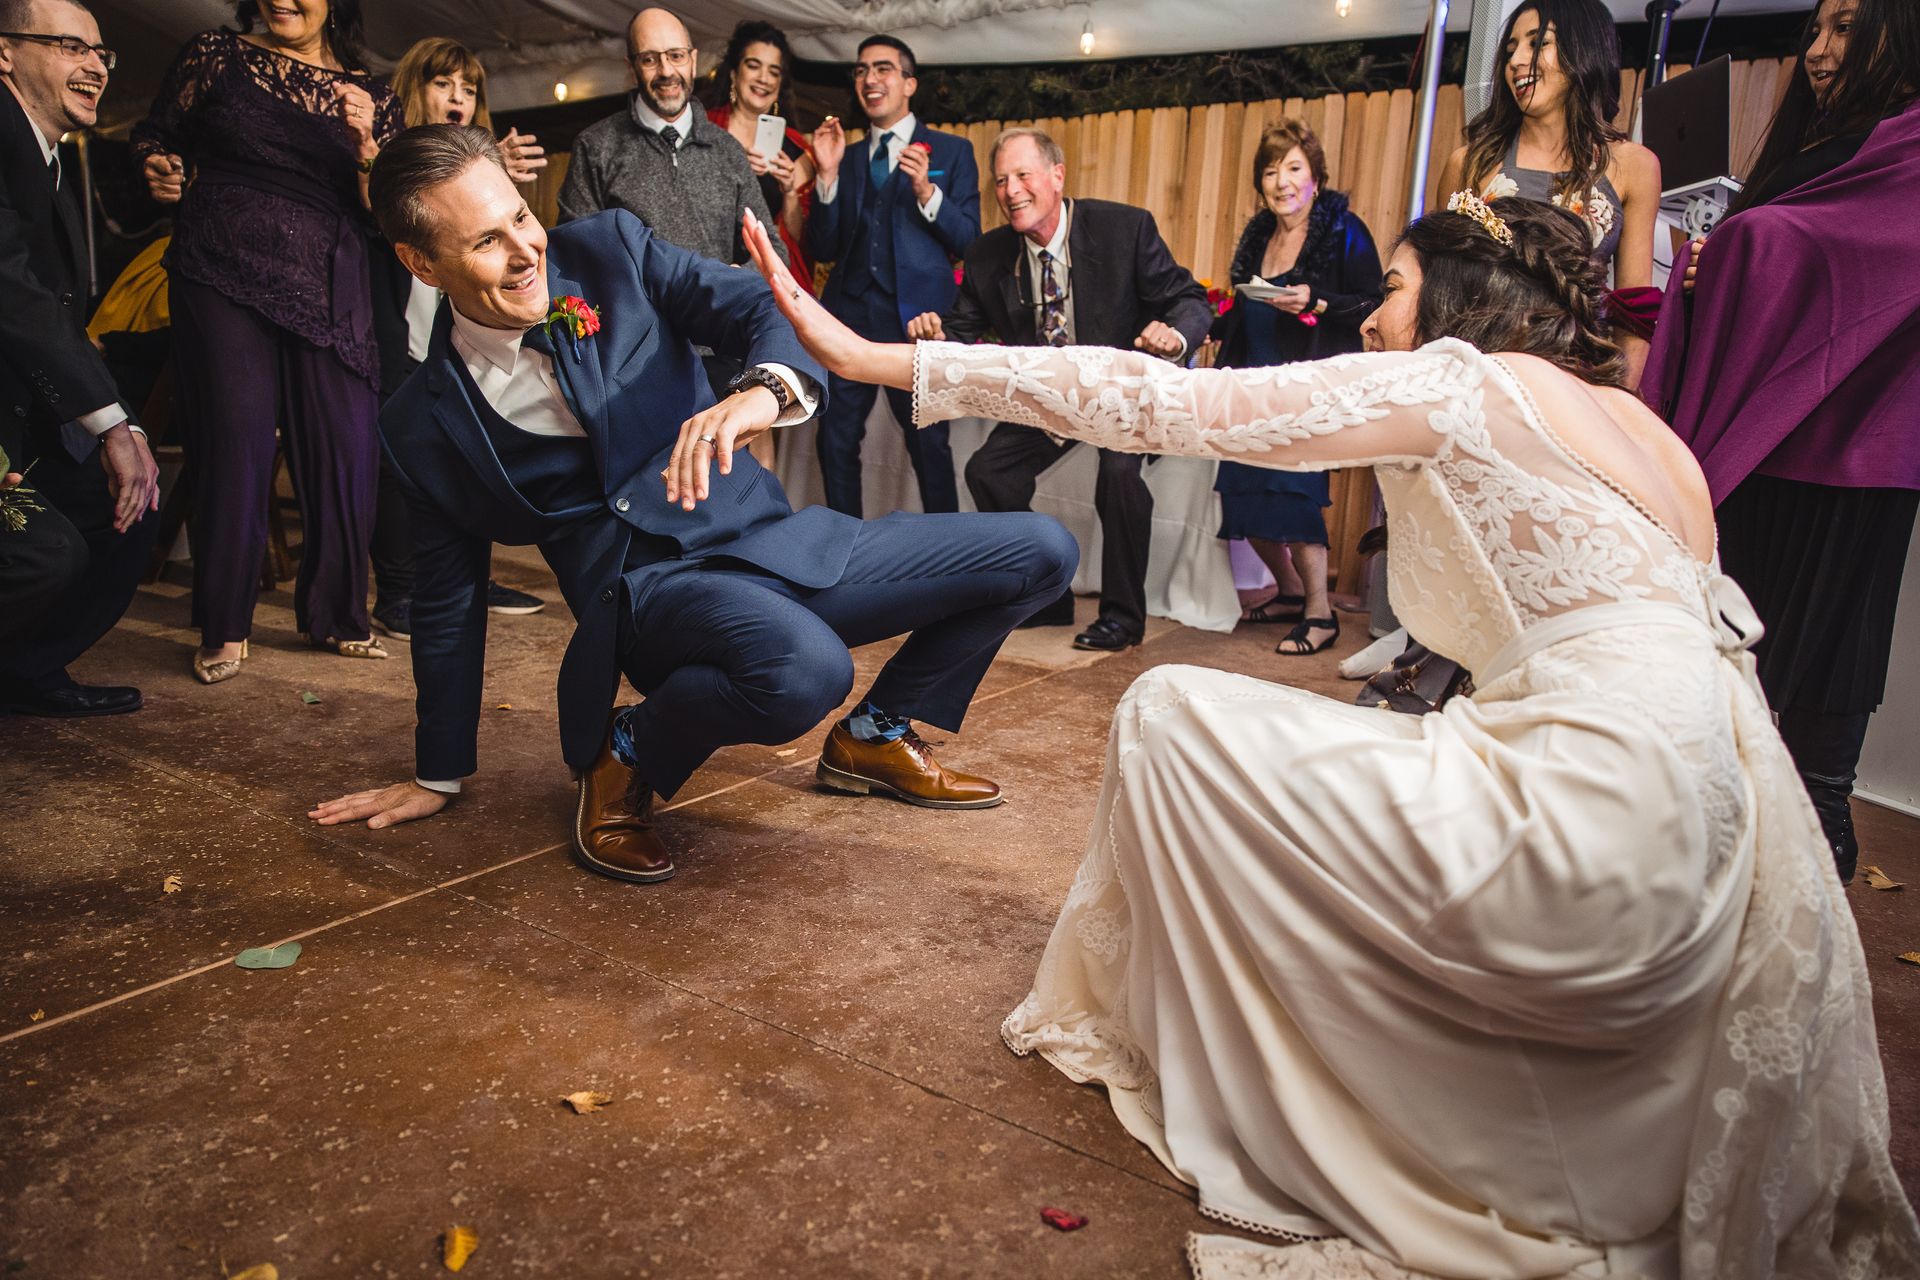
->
[308,781,448,830]
[663,385,779,510]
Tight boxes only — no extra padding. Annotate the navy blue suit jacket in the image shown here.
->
[380,211,851,779]
[805,121,979,330]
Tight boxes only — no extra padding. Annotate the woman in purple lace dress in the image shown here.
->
[132,1,401,684]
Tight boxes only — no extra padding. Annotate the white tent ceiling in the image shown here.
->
[90,0,1806,126]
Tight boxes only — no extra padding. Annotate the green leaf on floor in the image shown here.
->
[234,942,302,970]
[300,691,321,705]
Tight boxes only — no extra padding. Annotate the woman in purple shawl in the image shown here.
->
[1644,0,1920,884]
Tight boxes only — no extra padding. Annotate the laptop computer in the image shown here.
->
[1641,55,1735,192]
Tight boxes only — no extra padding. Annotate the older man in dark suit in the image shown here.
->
[909,127,1211,652]
[311,127,1075,887]
[0,0,158,716]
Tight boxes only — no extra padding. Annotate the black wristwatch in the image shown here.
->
[727,366,795,413]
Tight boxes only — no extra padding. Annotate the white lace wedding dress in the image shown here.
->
[910,339,1919,1279]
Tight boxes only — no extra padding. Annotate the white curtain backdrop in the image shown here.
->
[774,398,1241,633]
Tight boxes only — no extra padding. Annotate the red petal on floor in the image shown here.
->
[1040,1207,1089,1232]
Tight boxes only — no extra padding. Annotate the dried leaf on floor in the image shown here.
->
[1040,1206,1089,1232]
[496,704,511,710]
[227,1266,278,1280]
[562,1091,612,1114]
[28,1009,44,1022]
[163,874,183,894]
[774,748,798,757]
[300,691,321,705]
[234,942,302,970]
[1861,866,1904,891]
[1898,951,1920,967]
[442,1224,479,1271]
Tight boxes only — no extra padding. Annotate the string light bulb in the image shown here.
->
[1335,0,1351,16]
[553,81,569,101]
[1080,22,1094,56]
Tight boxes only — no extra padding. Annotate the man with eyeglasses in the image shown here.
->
[558,8,791,342]
[805,34,979,518]
[0,0,160,719]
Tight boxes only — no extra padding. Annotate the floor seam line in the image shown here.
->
[0,843,563,1047]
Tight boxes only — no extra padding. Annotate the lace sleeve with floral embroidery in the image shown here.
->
[912,338,1492,473]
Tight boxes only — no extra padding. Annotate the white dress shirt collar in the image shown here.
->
[447,303,528,378]
[12,85,59,183]
[869,112,917,160]
[1023,198,1072,268]
[630,94,693,143]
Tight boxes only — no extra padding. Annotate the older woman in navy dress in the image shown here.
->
[1210,120,1381,656]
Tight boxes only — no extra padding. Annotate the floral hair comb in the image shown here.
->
[1445,190,1514,246]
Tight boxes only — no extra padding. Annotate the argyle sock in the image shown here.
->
[843,700,910,743]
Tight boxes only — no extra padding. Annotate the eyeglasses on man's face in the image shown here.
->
[852,60,903,83]
[0,31,116,71]
[631,46,693,71]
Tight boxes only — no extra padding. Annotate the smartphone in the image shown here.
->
[752,113,786,160]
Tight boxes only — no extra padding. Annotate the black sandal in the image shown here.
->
[1243,593,1305,625]
[1276,615,1340,656]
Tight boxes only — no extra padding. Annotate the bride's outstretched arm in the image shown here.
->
[741,210,1481,472]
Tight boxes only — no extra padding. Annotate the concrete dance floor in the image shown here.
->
[3,552,1916,1277]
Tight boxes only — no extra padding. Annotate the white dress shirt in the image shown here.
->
[815,112,943,222]
[629,95,693,147]
[404,277,442,365]
[416,303,820,793]
[19,99,131,439]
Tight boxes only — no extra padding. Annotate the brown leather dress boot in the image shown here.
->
[573,720,675,883]
[815,722,1003,810]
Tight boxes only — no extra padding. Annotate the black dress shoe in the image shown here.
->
[1016,591,1077,630]
[1072,616,1142,651]
[486,581,546,615]
[0,682,143,717]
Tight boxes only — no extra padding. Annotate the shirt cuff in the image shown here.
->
[918,184,943,222]
[816,175,838,204]
[415,777,463,795]
[1169,330,1189,360]
[756,361,821,426]
[76,405,129,436]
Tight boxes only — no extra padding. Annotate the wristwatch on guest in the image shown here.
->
[727,366,795,414]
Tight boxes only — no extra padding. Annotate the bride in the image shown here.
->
[732,198,1917,1278]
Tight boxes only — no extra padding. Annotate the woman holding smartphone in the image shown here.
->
[709,20,816,295]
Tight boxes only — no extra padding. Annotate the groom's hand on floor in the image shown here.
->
[308,781,449,830]
[663,385,779,511]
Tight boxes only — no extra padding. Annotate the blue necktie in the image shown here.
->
[868,131,893,196]
[522,320,553,357]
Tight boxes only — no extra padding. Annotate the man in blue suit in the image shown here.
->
[805,35,978,517]
[309,127,1075,886]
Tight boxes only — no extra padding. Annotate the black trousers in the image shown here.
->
[965,422,1151,637]
[0,430,158,689]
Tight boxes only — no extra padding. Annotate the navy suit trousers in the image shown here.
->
[816,291,956,517]
[616,510,1076,798]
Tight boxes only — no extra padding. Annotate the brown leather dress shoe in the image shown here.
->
[815,722,1004,810]
[573,720,675,883]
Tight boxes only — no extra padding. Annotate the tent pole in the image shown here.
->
[1406,0,1450,222]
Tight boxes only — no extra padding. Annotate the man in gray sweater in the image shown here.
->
[558,7,785,274]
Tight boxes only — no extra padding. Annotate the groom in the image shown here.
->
[311,126,1076,883]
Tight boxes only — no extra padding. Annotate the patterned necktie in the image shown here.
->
[869,131,893,195]
[1038,249,1069,347]
[660,124,682,163]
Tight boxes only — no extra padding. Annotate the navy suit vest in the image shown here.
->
[844,157,900,300]
[454,357,602,517]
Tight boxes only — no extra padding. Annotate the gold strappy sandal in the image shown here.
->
[309,635,390,660]
[192,639,248,685]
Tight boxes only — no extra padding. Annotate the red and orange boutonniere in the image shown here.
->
[544,295,602,343]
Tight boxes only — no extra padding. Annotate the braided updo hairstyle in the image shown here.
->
[1401,197,1627,388]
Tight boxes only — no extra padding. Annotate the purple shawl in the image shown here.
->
[1642,101,1920,502]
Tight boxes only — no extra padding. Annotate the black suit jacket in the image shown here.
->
[941,199,1211,354]
[0,88,127,463]
[367,237,418,401]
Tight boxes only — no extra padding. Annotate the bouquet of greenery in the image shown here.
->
[0,442,45,532]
